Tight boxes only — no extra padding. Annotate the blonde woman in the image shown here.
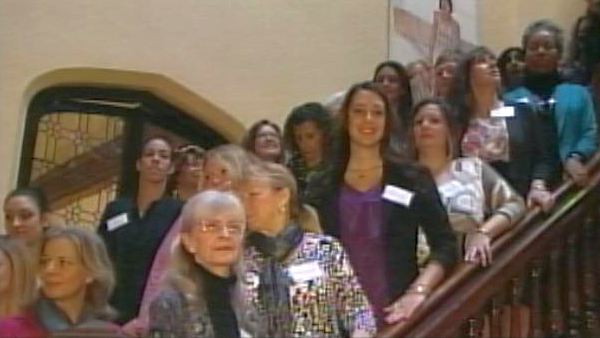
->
[34,227,120,335]
[203,144,258,192]
[241,161,375,337]
[149,190,250,338]
[0,236,44,337]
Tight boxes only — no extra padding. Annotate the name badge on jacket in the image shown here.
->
[490,106,515,117]
[382,184,414,207]
[288,261,323,283]
[106,213,129,231]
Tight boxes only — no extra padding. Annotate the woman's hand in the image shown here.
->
[121,318,145,337]
[464,232,492,267]
[384,292,427,324]
[527,187,555,212]
[565,157,588,186]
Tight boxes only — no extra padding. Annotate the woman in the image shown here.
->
[498,47,526,91]
[35,227,120,335]
[0,236,44,338]
[504,20,598,187]
[203,144,258,192]
[3,187,49,257]
[241,161,376,337]
[373,61,413,133]
[430,0,461,65]
[283,102,332,198]
[242,120,285,163]
[434,49,462,99]
[169,144,205,201]
[149,190,249,338]
[411,99,525,265]
[98,136,182,325]
[451,46,555,209]
[306,82,457,326]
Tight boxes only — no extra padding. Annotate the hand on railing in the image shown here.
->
[527,187,555,212]
[464,231,492,267]
[565,157,589,187]
[384,292,428,324]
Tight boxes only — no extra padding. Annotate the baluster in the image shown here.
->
[566,232,582,338]
[529,260,545,338]
[582,216,600,336]
[488,296,502,338]
[466,317,484,338]
[507,276,530,338]
[547,245,565,338]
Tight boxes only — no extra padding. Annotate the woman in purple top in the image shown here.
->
[306,81,457,327]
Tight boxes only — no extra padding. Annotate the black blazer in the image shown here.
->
[490,102,560,196]
[307,160,457,302]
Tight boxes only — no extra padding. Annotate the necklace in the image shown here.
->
[346,164,383,179]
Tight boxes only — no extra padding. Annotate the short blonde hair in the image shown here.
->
[243,162,321,233]
[42,227,115,320]
[0,236,37,316]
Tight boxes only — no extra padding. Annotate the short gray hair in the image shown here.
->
[180,190,245,233]
[522,19,564,56]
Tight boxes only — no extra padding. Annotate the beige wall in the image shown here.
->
[480,0,586,53]
[0,0,388,197]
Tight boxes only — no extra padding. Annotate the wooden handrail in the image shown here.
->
[378,151,600,338]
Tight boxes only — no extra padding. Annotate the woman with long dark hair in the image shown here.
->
[306,81,457,326]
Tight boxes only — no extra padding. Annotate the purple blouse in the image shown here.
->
[338,184,389,327]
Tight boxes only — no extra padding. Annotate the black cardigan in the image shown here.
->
[487,102,560,196]
[307,160,457,302]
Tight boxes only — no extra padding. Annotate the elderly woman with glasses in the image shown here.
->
[148,190,251,338]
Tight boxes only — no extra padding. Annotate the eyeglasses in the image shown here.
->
[198,220,245,236]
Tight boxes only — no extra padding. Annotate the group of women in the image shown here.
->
[0,17,598,338]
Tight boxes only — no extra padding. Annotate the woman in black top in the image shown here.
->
[149,190,248,338]
[98,136,182,328]
[306,82,456,325]
[450,46,555,210]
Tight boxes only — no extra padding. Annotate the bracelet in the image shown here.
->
[406,283,431,296]
[475,227,492,238]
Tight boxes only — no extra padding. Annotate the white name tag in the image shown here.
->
[106,213,129,231]
[490,106,515,117]
[438,181,463,199]
[288,261,322,283]
[382,184,414,207]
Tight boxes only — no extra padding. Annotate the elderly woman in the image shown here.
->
[411,99,526,265]
[149,190,249,338]
[504,20,598,187]
[0,236,44,337]
[34,227,120,335]
[241,161,376,337]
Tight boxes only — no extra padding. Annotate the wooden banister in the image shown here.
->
[379,152,600,338]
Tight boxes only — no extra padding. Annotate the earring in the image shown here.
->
[85,277,93,284]
[278,203,286,214]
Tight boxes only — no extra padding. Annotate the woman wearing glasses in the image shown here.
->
[148,190,250,338]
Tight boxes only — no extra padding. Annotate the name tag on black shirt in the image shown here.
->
[107,213,129,231]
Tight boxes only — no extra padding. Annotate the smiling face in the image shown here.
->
[136,138,174,184]
[39,237,90,304]
[503,49,526,80]
[525,29,560,74]
[4,195,45,245]
[176,154,204,191]
[435,61,458,97]
[181,208,245,269]
[254,124,282,162]
[203,157,233,191]
[347,89,387,149]
[413,103,451,156]
[470,52,501,90]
